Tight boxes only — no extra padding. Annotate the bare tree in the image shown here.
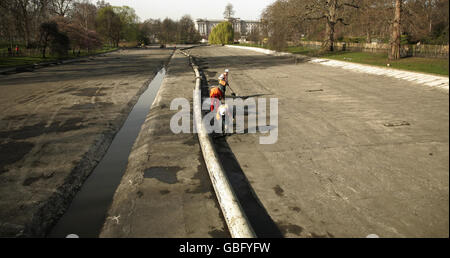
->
[50,0,73,16]
[177,15,200,43]
[247,26,262,43]
[223,3,235,19]
[141,19,162,44]
[96,0,109,9]
[0,0,51,46]
[261,0,448,52]
[295,0,359,51]
[0,4,18,49]
[71,0,97,31]
[160,17,177,44]
[358,0,376,43]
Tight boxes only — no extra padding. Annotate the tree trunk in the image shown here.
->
[322,0,337,52]
[429,19,432,34]
[389,0,402,60]
[323,21,335,51]
[19,1,31,47]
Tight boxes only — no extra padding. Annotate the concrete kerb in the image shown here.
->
[225,45,449,91]
[179,49,256,238]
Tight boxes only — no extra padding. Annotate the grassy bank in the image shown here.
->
[235,44,449,76]
[323,52,448,76]
[0,47,118,69]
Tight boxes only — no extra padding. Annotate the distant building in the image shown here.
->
[195,18,260,40]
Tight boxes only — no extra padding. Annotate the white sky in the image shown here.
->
[103,0,277,21]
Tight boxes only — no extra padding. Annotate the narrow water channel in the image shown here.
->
[49,68,166,238]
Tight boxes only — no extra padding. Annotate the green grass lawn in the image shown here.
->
[0,56,57,68]
[239,44,449,76]
[322,51,449,76]
[0,47,118,69]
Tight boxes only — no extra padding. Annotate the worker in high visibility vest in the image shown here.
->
[218,69,229,95]
[222,69,229,83]
[209,85,224,112]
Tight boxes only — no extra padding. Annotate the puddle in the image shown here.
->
[48,68,166,238]
[143,166,183,184]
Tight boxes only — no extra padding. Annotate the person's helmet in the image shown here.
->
[225,69,229,73]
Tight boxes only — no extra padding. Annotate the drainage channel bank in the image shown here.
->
[49,67,168,238]
[100,50,229,238]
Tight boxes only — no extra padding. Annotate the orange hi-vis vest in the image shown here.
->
[210,87,223,98]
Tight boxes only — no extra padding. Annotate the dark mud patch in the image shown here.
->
[160,189,170,195]
[205,71,217,77]
[277,222,304,236]
[22,172,55,186]
[67,102,114,110]
[273,185,285,197]
[2,114,36,121]
[58,87,78,94]
[143,166,183,184]
[208,79,219,85]
[0,117,86,140]
[17,95,46,104]
[289,206,301,213]
[311,231,335,238]
[17,95,37,104]
[185,156,212,194]
[48,118,86,133]
[0,141,34,174]
[0,122,46,139]
[182,136,198,146]
[71,87,107,97]
[137,191,144,198]
[208,228,229,238]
